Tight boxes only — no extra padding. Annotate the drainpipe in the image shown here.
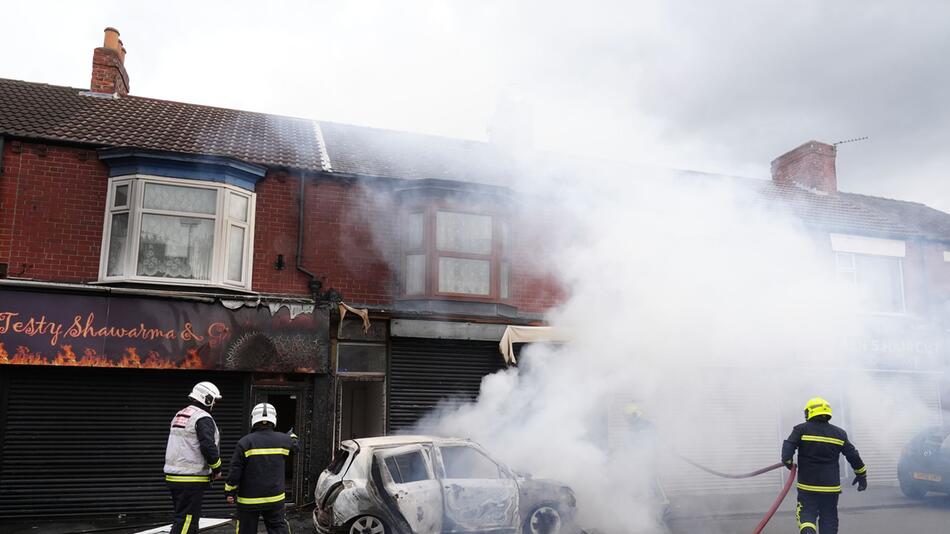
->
[296,173,323,300]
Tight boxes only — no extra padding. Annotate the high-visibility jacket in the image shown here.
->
[225,426,299,509]
[782,419,866,493]
[164,403,222,483]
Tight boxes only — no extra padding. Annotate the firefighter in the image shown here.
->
[164,381,224,534]
[781,397,867,534]
[617,403,670,524]
[225,403,300,534]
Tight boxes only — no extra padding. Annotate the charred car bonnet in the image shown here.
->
[313,436,577,534]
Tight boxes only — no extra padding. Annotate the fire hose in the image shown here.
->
[677,455,797,534]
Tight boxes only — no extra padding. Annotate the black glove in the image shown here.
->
[852,474,867,491]
[784,460,794,471]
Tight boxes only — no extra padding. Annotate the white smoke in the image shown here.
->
[415,165,941,532]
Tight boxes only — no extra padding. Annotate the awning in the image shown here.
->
[498,325,570,365]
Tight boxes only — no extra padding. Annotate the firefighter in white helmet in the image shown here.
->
[225,402,299,534]
[164,381,224,534]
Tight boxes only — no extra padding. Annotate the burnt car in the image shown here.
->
[313,436,577,534]
[897,424,950,498]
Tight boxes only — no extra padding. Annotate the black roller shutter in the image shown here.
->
[0,366,249,519]
[388,338,507,433]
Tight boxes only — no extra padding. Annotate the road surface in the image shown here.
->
[668,496,950,533]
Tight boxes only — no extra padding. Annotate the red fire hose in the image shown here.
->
[752,464,796,534]
[676,455,797,534]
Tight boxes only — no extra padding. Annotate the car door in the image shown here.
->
[939,431,950,491]
[436,444,519,532]
[373,445,444,534]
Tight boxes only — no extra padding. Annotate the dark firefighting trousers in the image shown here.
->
[168,483,206,534]
[236,503,291,534]
[797,491,839,534]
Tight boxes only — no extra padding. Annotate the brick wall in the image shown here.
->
[0,144,564,314]
[0,141,106,282]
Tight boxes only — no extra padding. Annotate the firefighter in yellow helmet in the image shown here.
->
[781,397,867,534]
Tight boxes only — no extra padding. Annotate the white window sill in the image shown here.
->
[91,278,258,295]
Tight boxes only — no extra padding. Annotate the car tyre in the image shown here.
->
[348,516,387,534]
[899,473,927,499]
[525,505,563,534]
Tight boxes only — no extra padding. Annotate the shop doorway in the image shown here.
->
[252,384,305,503]
[338,379,385,441]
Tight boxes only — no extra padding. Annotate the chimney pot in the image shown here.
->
[770,140,837,194]
[103,27,121,52]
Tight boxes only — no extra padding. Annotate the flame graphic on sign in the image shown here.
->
[0,342,206,369]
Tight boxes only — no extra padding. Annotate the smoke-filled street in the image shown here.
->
[2,3,950,534]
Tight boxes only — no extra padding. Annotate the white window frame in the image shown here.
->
[98,175,256,291]
[834,251,906,315]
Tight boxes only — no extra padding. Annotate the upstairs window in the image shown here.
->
[401,208,510,300]
[100,176,255,290]
[831,234,905,314]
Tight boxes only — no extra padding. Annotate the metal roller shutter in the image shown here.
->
[0,366,249,519]
[388,338,507,433]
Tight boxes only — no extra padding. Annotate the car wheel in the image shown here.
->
[525,506,563,534]
[899,473,927,499]
[349,516,387,534]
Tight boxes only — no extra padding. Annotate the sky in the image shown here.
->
[3,0,949,211]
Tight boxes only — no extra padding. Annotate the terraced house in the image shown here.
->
[1,28,949,521]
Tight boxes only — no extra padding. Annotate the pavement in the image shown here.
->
[0,506,315,534]
[0,487,928,534]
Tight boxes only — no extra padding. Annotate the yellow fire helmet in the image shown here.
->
[623,403,643,417]
[804,397,833,420]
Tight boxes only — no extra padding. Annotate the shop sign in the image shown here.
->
[0,289,328,372]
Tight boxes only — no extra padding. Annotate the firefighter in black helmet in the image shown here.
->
[781,397,867,534]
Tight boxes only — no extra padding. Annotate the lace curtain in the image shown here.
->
[137,214,214,280]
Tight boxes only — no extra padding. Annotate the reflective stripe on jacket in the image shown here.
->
[782,419,866,493]
[164,404,221,476]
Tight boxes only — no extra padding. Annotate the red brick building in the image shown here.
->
[1,28,949,519]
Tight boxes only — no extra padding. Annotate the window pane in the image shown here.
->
[500,261,510,299]
[114,184,129,207]
[440,446,500,479]
[144,183,217,214]
[855,254,903,313]
[227,226,245,282]
[385,452,429,484]
[137,214,215,280]
[439,257,490,295]
[337,344,387,373]
[404,212,424,250]
[406,254,426,295]
[106,213,129,276]
[229,193,249,222]
[436,211,492,254]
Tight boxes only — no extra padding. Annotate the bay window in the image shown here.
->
[100,176,255,290]
[401,208,510,300]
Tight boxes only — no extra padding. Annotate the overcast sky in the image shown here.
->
[3,0,948,211]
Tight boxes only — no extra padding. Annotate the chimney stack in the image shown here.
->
[770,140,837,194]
[90,27,129,96]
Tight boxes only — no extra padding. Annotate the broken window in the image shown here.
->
[440,446,502,479]
[385,451,430,484]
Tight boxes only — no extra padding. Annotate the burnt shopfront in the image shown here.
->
[0,286,332,520]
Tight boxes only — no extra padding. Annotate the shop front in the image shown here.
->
[0,286,330,520]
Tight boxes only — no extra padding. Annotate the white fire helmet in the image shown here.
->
[251,403,277,427]
[189,381,222,408]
